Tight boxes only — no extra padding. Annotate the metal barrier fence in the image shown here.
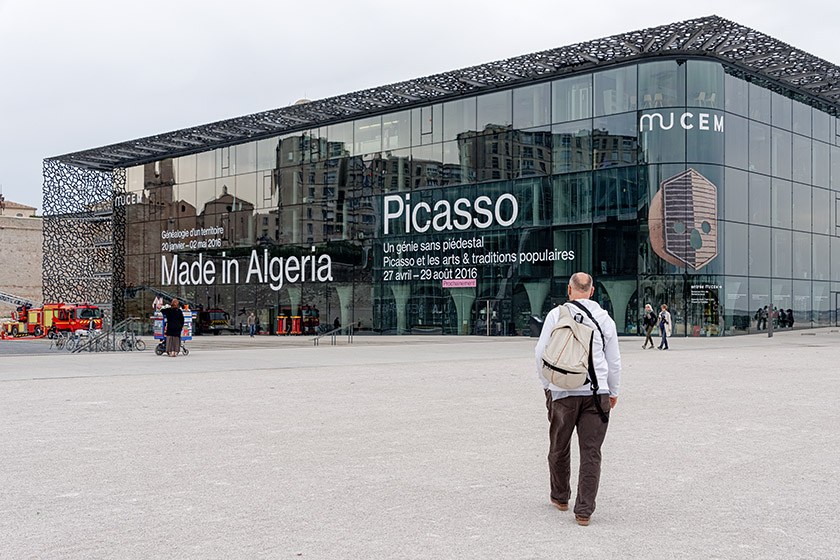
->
[312,323,357,346]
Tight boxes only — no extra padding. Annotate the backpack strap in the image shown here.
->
[566,300,609,424]
[566,300,606,351]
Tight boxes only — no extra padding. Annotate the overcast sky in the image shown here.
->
[1,0,839,211]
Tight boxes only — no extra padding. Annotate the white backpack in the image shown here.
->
[540,300,610,424]
[541,303,594,390]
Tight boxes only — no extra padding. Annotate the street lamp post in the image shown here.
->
[768,303,774,338]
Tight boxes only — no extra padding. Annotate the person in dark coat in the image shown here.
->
[161,299,185,357]
[641,304,657,349]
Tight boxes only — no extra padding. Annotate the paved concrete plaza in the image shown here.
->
[1,328,838,559]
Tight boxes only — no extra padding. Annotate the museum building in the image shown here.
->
[43,16,840,336]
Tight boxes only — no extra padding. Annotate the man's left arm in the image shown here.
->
[604,318,622,401]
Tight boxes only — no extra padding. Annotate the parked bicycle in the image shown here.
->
[50,331,69,351]
[63,330,86,352]
[119,330,146,351]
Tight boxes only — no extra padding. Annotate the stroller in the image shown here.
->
[154,339,189,356]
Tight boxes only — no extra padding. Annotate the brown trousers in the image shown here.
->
[643,325,655,348]
[165,335,181,355]
[545,391,611,517]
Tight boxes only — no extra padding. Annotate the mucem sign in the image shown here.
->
[639,111,724,132]
[43,16,840,336]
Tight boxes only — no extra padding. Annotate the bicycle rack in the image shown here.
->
[71,316,144,353]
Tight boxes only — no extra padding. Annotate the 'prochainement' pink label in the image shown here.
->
[442,279,476,288]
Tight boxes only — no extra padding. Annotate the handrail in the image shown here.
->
[312,322,358,346]
[72,316,142,353]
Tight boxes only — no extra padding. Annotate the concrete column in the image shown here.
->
[335,285,353,328]
[523,281,550,318]
[390,285,411,334]
[287,285,301,316]
[600,279,636,334]
[447,287,476,335]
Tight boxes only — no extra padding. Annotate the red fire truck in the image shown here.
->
[2,303,102,338]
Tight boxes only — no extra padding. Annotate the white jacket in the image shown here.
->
[535,299,622,399]
[659,310,672,337]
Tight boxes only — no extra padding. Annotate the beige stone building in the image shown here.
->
[0,200,43,313]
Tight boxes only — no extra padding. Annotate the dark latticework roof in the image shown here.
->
[51,15,840,171]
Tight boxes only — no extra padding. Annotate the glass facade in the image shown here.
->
[116,58,840,336]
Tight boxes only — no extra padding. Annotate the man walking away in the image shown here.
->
[248,312,256,337]
[641,304,656,349]
[161,299,185,357]
[535,272,621,526]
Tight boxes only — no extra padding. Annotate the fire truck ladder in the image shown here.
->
[127,285,198,310]
[0,290,38,309]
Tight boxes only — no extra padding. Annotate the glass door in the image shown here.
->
[473,298,511,336]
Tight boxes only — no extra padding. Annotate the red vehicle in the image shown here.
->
[46,303,103,336]
[2,305,43,337]
[196,308,237,335]
[277,305,320,335]
[2,303,102,338]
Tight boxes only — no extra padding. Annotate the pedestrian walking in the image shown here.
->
[535,272,622,526]
[248,312,256,337]
[641,304,657,349]
[160,299,184,357]
[658,304,671,350]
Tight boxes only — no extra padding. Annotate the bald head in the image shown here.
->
[568,272,594,300]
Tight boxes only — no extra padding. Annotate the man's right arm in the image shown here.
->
[534,308,558,388]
